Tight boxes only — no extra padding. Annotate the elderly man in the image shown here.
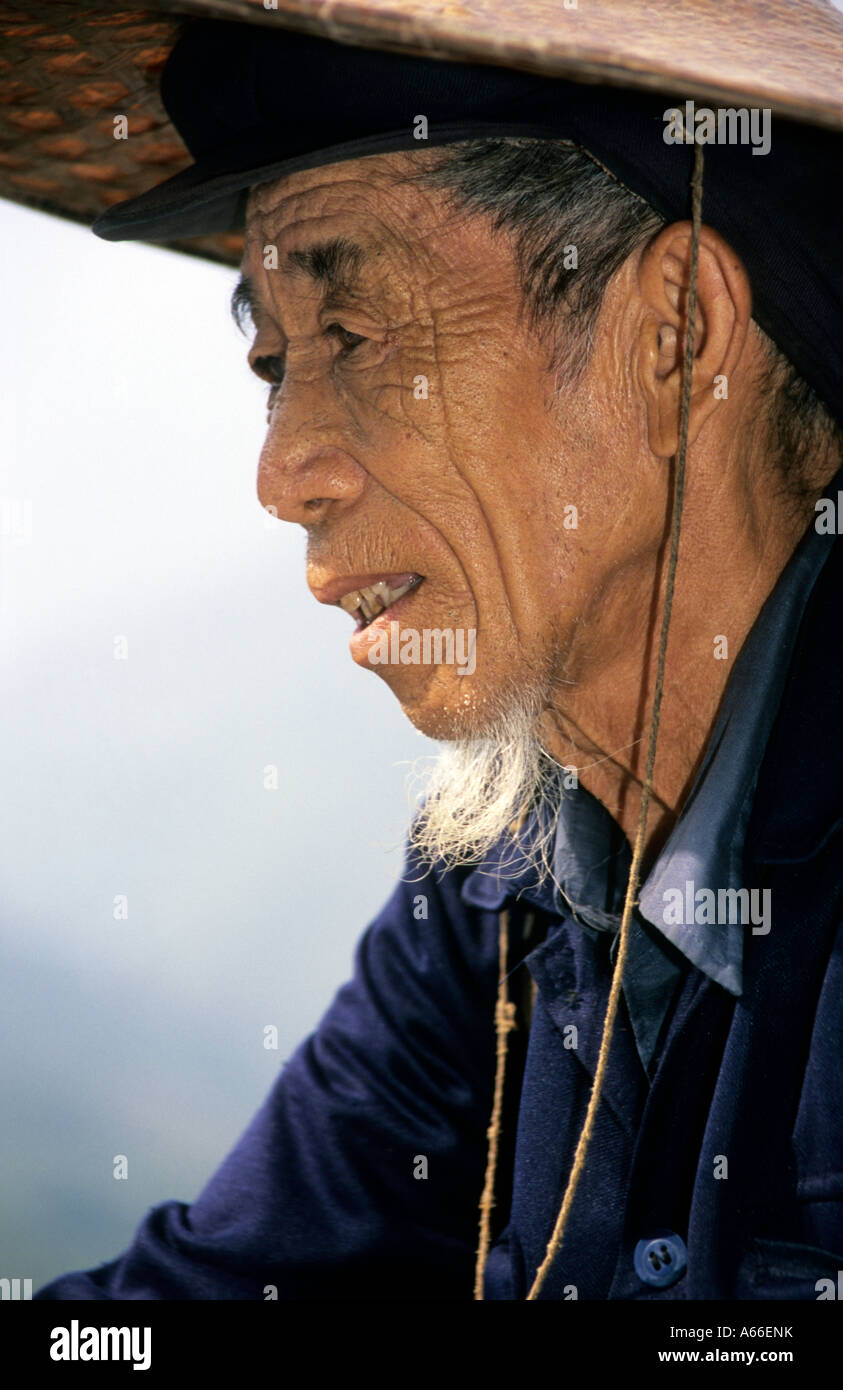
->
[35,18,843,1301]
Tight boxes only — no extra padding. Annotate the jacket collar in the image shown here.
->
[460,805,560,917]
[746,525,843,863]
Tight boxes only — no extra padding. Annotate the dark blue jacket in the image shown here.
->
[35,534,843,1301]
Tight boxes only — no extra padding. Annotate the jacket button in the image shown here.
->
[633,1233,688,1288]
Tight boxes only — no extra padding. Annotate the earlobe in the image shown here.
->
[636,222,751,459]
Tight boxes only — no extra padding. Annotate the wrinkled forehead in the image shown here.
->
[242,152,425,270]
[239,149,521,320]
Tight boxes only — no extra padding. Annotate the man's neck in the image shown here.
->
[538,458,835,869]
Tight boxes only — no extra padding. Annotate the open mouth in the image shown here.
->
[338,573,424,630]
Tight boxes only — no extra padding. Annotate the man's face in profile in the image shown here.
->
[241,153,649,751]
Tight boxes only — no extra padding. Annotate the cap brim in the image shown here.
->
[91,121,582,243]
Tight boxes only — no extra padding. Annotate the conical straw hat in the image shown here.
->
[1,0,841,267]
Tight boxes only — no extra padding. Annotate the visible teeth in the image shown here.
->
[359,594,378,621]
[339,589,363,617]
[339,576,420,623]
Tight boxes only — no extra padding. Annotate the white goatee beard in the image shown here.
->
[407,689,564,873]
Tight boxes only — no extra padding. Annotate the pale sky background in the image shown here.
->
[0,200,436,1289]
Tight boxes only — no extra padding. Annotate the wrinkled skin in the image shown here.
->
[244,152,835,864]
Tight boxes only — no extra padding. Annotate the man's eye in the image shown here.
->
[327,323,367,352]
[260,327,367,420]
[252,354,285,419]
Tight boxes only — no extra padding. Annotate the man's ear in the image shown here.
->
[636,222,751,458]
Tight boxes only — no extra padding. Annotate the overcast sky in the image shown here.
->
[0,200,435,1288]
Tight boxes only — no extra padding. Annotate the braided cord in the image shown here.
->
[474,908,518,1299]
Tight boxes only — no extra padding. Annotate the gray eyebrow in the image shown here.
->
[283,237,367,304]
[230,238,369,334]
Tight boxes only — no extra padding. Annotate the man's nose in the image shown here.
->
[256,390,367,527]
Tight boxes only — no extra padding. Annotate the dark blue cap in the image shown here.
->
[92,20,842,423]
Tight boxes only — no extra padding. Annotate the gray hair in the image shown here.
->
[398,137,841,489]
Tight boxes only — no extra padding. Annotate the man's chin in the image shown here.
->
[403,681,563,871]
[394,678,508,744]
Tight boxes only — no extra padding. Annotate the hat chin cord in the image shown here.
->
[473,141,705,1302]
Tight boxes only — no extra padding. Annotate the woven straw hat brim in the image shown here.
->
[1,0,842,267]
